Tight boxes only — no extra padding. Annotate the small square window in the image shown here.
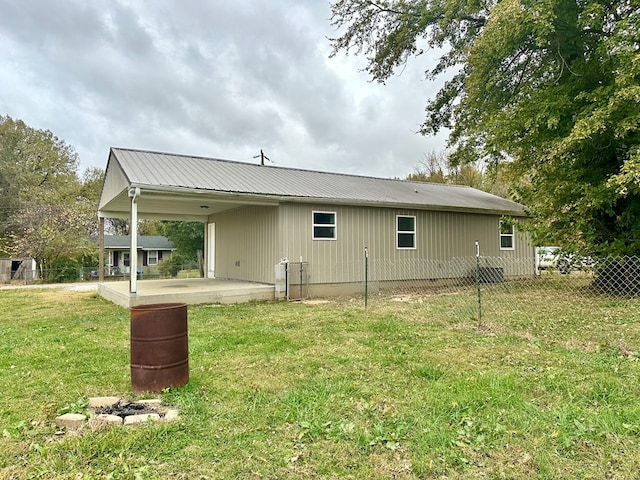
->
[313,211,336,240]
[500,221,514,250]
[397,215,416,249]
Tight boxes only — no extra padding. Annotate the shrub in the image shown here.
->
[593,257,640,296]
[158,254,184,278]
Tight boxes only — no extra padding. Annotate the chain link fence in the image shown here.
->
[362,255,640,324]
[2,264,203,285]
[4,253,639,326]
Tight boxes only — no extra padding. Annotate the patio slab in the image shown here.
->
[98,278,275,308]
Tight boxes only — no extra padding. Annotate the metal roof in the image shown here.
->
[104,235,176,250]
[100,147,526,218]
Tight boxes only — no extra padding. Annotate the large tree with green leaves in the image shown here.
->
[160,221,204,263]
[331,0,640,254]
[0,115,101,271]
[0,116,79,218]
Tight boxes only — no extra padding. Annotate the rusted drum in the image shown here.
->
[130,302,189,393]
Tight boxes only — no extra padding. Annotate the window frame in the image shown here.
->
[147,250,159,265]
[312,211,337,240]
[499,220,515,250]
[396,215,417,250]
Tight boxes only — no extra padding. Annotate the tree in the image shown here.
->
[407,150,510,194]
[0,116,78,217]
[161,221,204,262]
[7,203,95,278]
[406,151,447,183]
[0,115,101,270]
[330,0,640,254]
[406,150,481,187]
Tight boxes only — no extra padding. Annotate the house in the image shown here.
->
[98,148,533,299]
[103,235,176,277]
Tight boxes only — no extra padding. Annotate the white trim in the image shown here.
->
[147,250,158,265]
[499,221,515,251]
[396,215,417,250]
[207,223,216,278]
[312,211,337,240]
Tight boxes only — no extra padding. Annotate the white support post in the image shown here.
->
[98,217,104,282]
[129,187,140,294]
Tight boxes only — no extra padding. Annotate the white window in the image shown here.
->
[397,215,416,249]
[500,221,515,250]
[123,252,130,267]
[313,211,337,240]
[148,250,158,265]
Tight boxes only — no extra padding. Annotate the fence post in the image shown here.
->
[475,241,482,326]
[364,247,369,308]
[299,260,304,300]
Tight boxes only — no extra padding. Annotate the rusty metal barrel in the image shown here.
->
[130,302,189,393]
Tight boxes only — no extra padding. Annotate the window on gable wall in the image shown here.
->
[500,220,515,250]
[397,215,416,249]
[313,211,337,240]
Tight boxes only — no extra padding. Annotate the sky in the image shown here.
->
[0,0,449,179]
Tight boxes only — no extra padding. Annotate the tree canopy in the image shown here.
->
[0,116,79,236]
[330,0,640,254]
[0,115,102,271]
[161,221,204,262]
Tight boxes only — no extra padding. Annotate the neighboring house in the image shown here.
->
[103,235,176,277]
[98,148,534,297]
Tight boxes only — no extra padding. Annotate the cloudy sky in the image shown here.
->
[0,0,448,179]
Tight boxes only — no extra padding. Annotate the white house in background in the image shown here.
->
[103,235,176,277]
[97,148,534,298]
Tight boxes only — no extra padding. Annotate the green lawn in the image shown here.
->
[1,287,640,479]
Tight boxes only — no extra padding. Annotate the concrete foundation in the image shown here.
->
[98,278,275,308]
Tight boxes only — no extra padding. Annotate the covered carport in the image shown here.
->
[97,148,277,306]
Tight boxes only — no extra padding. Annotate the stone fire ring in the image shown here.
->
[55,396,179,431]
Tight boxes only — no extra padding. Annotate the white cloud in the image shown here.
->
[0,0,448,179]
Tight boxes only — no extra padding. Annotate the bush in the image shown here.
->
[46,255,98,283]
[158,254,184,278]
[593,257,640,296]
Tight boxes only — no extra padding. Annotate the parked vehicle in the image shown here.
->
[537,247,596,274]
[556,254,596,274]
[537,246,560,270]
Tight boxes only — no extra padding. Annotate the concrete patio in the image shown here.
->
[98,278,276,308]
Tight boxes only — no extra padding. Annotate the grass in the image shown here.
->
[1,286,640,479]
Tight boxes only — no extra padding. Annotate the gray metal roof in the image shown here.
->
[103,148,526,216]
[104,235,176,250]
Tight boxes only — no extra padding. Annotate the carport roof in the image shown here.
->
[98,148,526,220]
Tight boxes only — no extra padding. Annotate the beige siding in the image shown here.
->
[210,205,279,283]
[208,202,534,286]
[98,155,129,210]
[278,203,534,284]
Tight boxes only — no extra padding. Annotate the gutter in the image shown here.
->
[126,183,527,218]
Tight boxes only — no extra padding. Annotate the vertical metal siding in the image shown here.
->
[278,203,534,284]
[210,205,279,283]
[99,156,129,210]
[210,202,534,285]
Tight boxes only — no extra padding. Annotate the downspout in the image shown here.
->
[129,187,140,294]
